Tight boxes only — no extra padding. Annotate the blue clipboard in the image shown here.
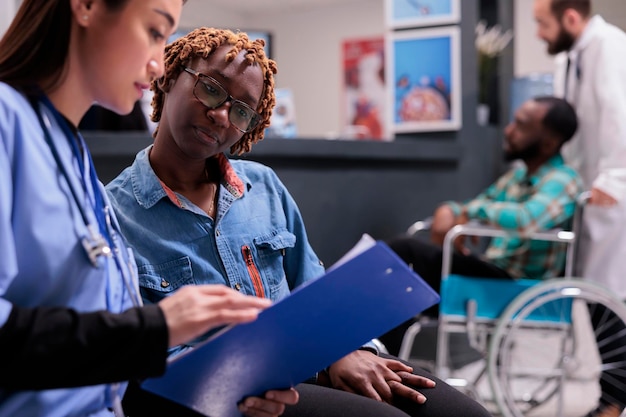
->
[142,240,440,417]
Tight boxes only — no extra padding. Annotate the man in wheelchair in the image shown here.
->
[383,96,626,417]
[379,96,583,353]
[380,94,626,416]
[384,96,582,318]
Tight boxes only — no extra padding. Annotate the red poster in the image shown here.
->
[342,37,389,141]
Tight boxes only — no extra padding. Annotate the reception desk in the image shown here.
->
[85,131,499,265]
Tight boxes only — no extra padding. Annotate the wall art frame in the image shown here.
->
[385,26,462,135]
[385,0,461,29]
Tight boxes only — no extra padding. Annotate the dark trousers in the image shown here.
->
[121,353,491,417]
[378,236,511,356]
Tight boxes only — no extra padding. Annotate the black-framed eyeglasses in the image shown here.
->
[182,66,261,133]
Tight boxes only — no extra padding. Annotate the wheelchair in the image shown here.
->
[397,194,626,417]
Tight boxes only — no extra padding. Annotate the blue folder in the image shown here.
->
[141,240,440,417]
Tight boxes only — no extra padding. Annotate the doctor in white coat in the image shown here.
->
[536,0,626,294]
[534,1,626,417]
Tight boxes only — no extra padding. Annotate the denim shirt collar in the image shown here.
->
[130,146,247,210]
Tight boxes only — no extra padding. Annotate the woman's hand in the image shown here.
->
[158,284,272,347]
[238,388,299,417]
[325,350,435,404]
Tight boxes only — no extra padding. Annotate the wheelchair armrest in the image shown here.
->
[406,217,433,236]
[441,222,576,278]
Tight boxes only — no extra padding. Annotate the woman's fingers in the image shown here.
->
[238,388,299,417]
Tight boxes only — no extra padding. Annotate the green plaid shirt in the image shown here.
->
[446,154,583,279]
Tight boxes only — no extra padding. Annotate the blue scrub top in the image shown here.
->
[0,82,138,416]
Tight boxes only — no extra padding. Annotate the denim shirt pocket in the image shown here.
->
[252,229,296,298]
[137,256,194,304]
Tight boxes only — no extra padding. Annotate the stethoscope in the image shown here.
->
[28,92,141,308]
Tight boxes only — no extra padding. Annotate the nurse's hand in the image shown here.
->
[158,285,271,347]
[239,388,299,417]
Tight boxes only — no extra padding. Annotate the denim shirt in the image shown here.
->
[106,147,326,350]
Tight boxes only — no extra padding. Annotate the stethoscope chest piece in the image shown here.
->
[82,224,112,267]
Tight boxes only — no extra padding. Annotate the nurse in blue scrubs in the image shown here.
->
[0,1,297,416]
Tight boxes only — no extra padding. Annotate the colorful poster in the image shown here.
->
[341,36,388,141]
[386,27,462,134]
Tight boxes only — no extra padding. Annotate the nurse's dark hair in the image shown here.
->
[533,96,578,145]
[549,0,591,19]
[0,0,127,91]
[151,27,278,155]
[0,0,186,92]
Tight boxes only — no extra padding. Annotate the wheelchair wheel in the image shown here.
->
[487,279,626,417]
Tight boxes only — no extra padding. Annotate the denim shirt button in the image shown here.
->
[216,229,220,236]
[234,283,241,291]
[160,279,170,288]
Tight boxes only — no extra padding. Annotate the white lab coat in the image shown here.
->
[553,16,626,299]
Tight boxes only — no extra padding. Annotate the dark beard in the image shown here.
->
[504,141,542,162]
[547,26,576,55]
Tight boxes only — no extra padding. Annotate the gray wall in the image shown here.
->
[87,133,476,266]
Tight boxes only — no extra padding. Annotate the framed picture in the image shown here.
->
[386,26,461,135]
[341,36,389,141]
[385,0,460,29]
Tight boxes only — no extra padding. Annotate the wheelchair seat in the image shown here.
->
[441,274,571,323]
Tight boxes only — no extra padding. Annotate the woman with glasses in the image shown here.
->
[0,2,299,417]
[107,27,491,417]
